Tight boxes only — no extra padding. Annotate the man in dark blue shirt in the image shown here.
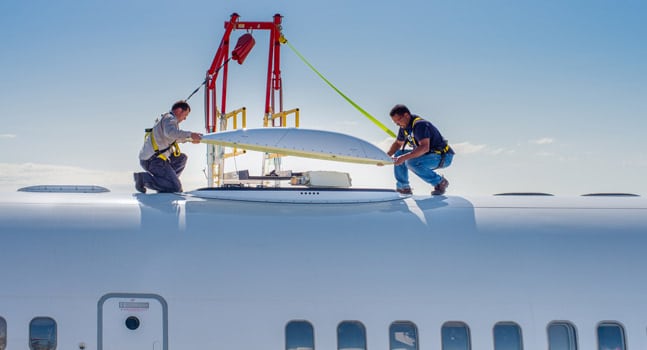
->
[386,104,454,195]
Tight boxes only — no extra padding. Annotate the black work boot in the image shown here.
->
[133,173,146,194]
[396,187,413,195]
[431,177,449,195]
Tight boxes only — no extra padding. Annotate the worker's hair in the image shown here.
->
[172,100,191,112]
[389,104,410,117]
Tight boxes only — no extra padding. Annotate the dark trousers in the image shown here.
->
[138,153,187,192]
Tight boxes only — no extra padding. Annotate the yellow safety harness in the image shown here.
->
[402,117,451,153]
[402,116,423,149]
[144,128,180,161]
[433,143,451,154]
[402,116,453,169]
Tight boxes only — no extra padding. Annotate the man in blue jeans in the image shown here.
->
[386,104,454,195]
[134,101,202,193]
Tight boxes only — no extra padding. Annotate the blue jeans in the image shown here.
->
[394,149,454,190]
[138,153,187,193]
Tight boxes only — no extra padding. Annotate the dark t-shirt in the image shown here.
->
[397,115,446,152]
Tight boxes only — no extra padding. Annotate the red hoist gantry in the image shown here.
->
[203,13,299,187]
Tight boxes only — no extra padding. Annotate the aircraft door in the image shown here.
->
[98,293,168,350]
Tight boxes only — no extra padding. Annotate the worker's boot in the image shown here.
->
[133,173,146,194]
[396,187,412,195]
[431,177,449,195]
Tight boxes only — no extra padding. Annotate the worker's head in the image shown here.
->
[171,100,191,122]
[390,104,411,127]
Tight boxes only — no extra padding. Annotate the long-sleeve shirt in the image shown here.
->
[139,112,193,160]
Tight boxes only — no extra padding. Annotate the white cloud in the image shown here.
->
[0,134,17,139]
[452,141,487,154]
[530,137,554,145]
[0,162,131,189]
[489,147,516,155]
[377,136,396,150]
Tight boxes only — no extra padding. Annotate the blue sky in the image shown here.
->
[1,0,646,195]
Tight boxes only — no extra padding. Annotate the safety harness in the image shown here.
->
[144,120,181,161]
[402,116,453,169]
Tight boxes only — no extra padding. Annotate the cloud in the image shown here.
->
[0,134,17,139]
[376,137,396,150]
[489,147,516,155]
[0,162,130,189]
[530,137,554,145]
[452,142,487,154]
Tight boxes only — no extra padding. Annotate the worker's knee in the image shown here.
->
[159,184,182,193]
[168,180,183,193]
[176,153,187,163]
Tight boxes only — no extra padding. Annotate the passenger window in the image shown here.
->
[390,321,419,350]
[286,320,314,350]
[548,322,577,350]
[597,322,625,350]
[0,317,6,350]
[493,322,523,350]
[442,322,471,350]
[29,317,57,350]
[338,321,366,350]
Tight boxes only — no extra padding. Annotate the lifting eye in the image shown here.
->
[125,316,140,330]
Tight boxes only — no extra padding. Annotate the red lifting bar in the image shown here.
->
[204,13,283,133]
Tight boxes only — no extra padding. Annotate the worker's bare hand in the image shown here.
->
[392,156,405,166]
[190,132,203,144]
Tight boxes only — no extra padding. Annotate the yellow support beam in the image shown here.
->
[222,107,247,159]
[264,108,300,128]
[224,107,247,130]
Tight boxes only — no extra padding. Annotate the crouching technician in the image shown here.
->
[134,100,202,193]
[386,104,454,196]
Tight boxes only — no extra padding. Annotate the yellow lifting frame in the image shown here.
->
[210,106,249,187]
[222,107,247,159]
[261,108,300,161]
[264,108,300,128]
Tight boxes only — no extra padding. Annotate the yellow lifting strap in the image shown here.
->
[280,35,397,138]
[145,128,180,161]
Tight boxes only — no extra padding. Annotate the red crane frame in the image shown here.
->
[204,13,283,133]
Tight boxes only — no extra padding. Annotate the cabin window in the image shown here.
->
[493,322,523,350]
[286,320,314,350]
[548,322,577,350]
[442,321,471,350]
[390,321,419,350]
[597,322,625,350]
[0,317,6,350]
[29,317,57,350]
[338,321,366,350]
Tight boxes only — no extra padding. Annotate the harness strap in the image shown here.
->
[402,117,451,154]
[432,144,451,154]
[402,117,423,150]
[433,145,454,170]
[144,128,180,161]
[401,117,420,152]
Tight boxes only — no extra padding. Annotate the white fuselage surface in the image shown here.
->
[1,190,646,350]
